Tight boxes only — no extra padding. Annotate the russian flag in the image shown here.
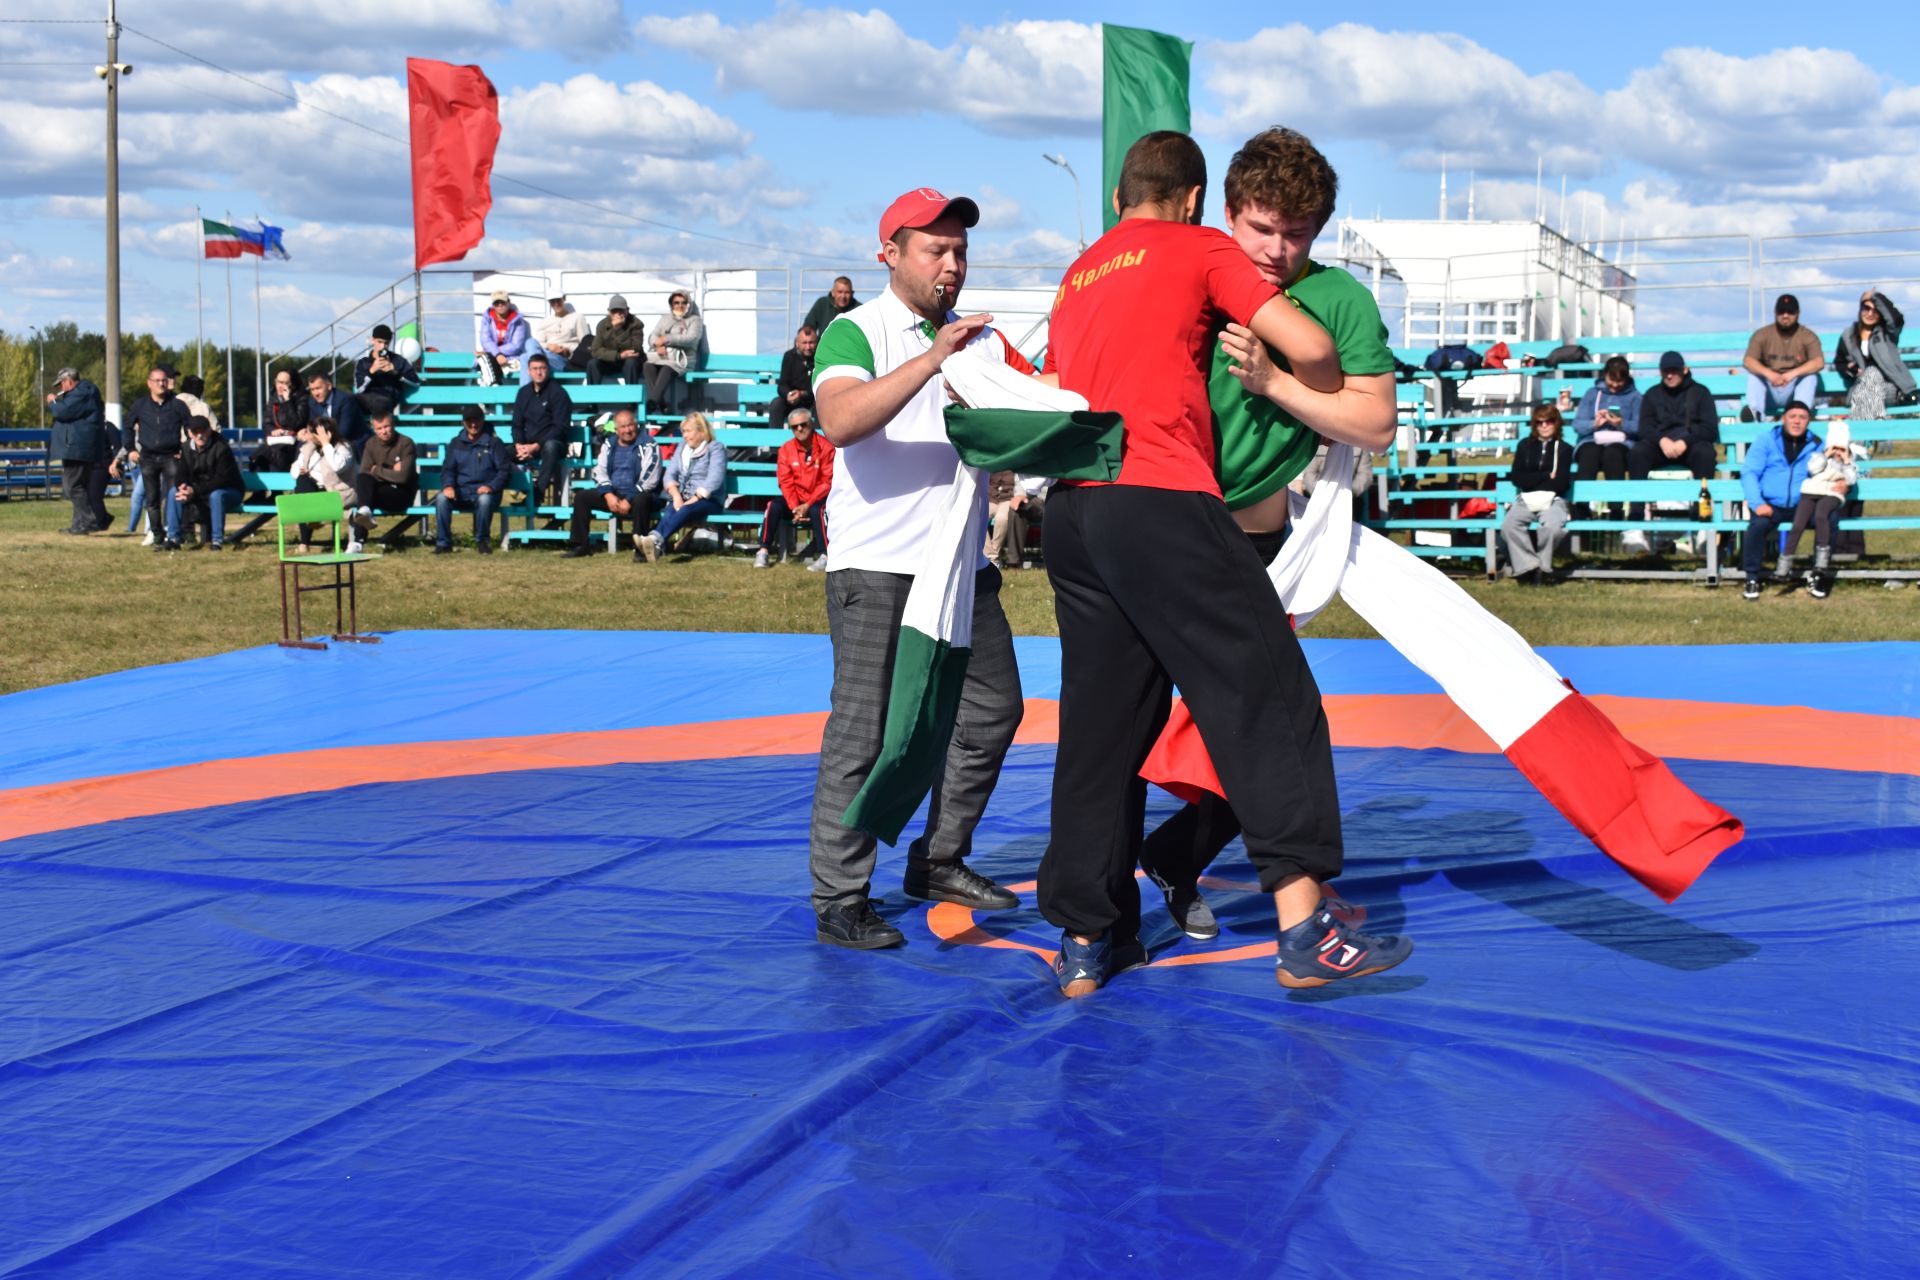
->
[234,221,290,260]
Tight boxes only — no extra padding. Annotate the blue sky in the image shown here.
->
[4,1,1917,351]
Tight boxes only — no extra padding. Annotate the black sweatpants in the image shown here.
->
[1038,485,1342,940]
[567,489,656,548]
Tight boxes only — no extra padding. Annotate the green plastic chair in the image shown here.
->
[274,490,380,650]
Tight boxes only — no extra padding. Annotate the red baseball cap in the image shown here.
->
[876,188,980,261]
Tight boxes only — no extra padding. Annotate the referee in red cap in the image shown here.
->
[804,188,1039,949]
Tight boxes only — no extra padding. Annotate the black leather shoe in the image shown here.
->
[564,545,592,558]
[902,860,1019,911]
[816,899,906,950]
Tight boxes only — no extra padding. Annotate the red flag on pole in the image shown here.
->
[407,58,500,271]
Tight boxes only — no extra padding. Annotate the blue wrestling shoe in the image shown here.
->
[1275,904,1412,989]
[1054,931,1112,998]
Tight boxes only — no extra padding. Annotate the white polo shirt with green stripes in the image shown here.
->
[812,286,1024,575]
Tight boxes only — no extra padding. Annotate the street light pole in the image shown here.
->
[1042,153,1085,252]
[32,327,44,430]
[100,0,128,435]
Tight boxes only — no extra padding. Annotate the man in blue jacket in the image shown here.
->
[510,352,574,508]
[435,405,512,554]
[564,407,661,559]
[48,368,109,534]
[1739,400,1823,600]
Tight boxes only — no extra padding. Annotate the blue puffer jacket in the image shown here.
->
[443,429,511,495]
[1741,424,1825,510]
[49,379,106,462]
[665,441,727,501]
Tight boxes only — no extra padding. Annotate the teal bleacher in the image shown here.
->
[1380,329,1920,582]
[373,350,785,551]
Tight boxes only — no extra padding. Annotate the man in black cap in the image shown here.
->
[354,323,419,418]
[587,295,646,386]
[1742,294,1823,422]
[1631,351,1720,482]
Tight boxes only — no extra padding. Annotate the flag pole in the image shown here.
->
[224,209,236,434]
[195,207,204,378]
[253,214,264,431]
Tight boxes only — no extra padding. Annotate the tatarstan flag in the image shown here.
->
[202,218,252,259]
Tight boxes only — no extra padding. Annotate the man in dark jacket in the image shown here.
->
[769,325,817,424]
[173,416,246,548]
[127,364,191,551]
[587,295,647,386]
[435,405,512,554]
[510,352,574,506]
[355,409,418,539]
[802,277,858,336]
[353,324,419,417]
[564,408,661,558]
[1630,351,1720,480]
[48,368,110,534]
[306,370,364,455]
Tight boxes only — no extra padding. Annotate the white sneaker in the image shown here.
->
[807,557,828,573]
[1621,530,1651,555]
[141,529,155,546]
[753,548,770,569]
[346,539,364,554]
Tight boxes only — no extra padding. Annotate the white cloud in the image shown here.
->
[638,10,1100,136]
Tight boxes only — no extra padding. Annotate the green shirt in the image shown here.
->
[1211,260,1395,510]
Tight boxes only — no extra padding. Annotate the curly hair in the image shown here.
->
[1223,128,1339,231]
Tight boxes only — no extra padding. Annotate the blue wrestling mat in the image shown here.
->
[2,631,1915,1277]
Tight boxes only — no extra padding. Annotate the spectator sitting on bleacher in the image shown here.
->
[290,416,360,552]
[984,469,1047,571]
[564,408,661,560]
[479,290,546,387]
[646,291,706,416]
[435,405,511,555]
[355,409,417,542]
[1501,404,1576,587]
[510,352,573,508]
[587,295,646,386]
[261,369,309,465]
[173,416,244,550]
[1835,288,1914,420]
[1738,400,1823,600]
[1570,355,1640,500]
[1632,351,1719,481]
[306,371,364,456]
[773,325,818,424]
[353,324,420,417]
[642,412,726,563]
[1781,421,1861,599]
[802,277,858,337]
[755,407,833,569]
[1742,294,1823,423]
[49,367,109,535]
[536,292,588,373]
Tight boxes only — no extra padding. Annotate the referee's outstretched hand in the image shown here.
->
[928,314,993,368]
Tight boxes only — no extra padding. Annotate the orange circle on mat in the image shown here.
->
[923,875,1280,968]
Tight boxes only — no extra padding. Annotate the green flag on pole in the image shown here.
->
[1101,24,1193,233]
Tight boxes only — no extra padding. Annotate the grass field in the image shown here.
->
[1,495,1914,695]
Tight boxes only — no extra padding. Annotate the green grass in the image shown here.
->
[1,496,1915,695]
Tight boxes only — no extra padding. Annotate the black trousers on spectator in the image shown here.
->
[85,460,111,529]
[646,363,693,415]
[567,490,656,548]
[587,356,644,386]
[1574,440,1629,481]
[1785,494,1843,555]
[759,496,826,556]
[61,460,105,531]
[1038,485,1342,941]
[353,474,415,515]
[1629,437,1716,480]
[1742,505,1802,576]
[138,452,180,539]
